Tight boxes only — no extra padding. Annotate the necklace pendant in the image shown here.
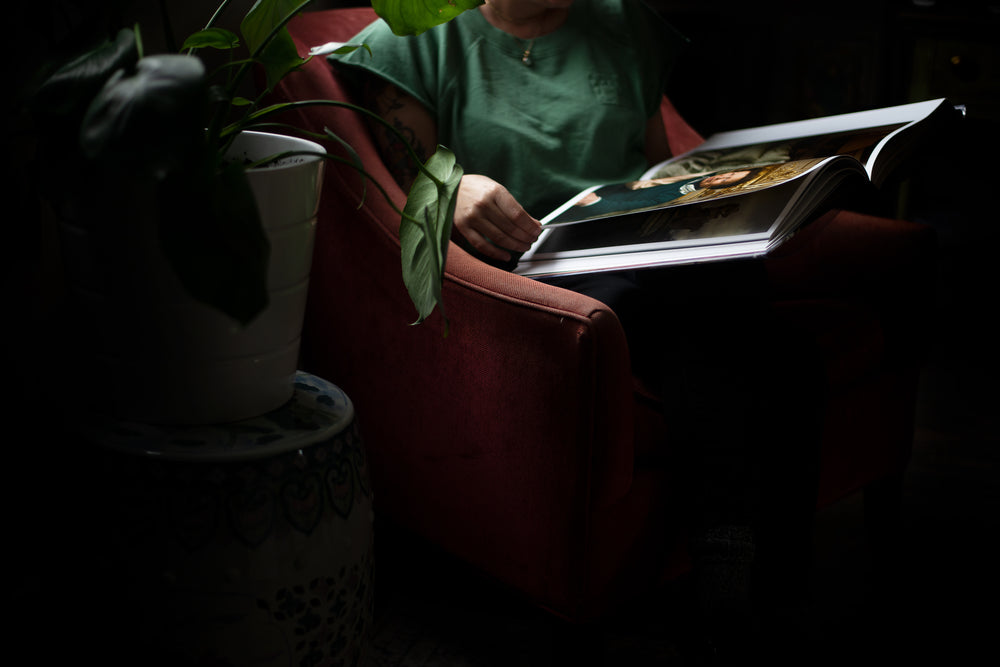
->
[521,51,533,66]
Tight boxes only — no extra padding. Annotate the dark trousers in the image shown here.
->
[544,260,825,600]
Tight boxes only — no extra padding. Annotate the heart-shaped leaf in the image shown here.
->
[241,0,307,90]
[373,0,484,36]
[30,27,139,123]
[80,54,208,181]
[158,159,271,326]
[400,146,462,330]
[181,27,241,51]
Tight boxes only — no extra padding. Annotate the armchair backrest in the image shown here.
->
[660,96,704,156]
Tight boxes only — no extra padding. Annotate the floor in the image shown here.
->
[364,169,1000,666]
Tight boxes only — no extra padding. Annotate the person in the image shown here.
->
[332,1,824,662]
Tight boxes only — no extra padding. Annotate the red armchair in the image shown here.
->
[267,7,936,623]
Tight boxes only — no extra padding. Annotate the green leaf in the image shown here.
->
[28,27,142,207]
[241,0,307,90]
[372,0,483,36]
[158,160,271,326]
[400,146,462,329]
[332,43,371,57]
[182,27,240,51]
[80,54,208,181]
[30,27,139,122]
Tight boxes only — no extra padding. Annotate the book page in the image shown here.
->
[643,98,947,183]
[541,158,831,227]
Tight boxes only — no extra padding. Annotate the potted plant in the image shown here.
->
[27,0,481,423]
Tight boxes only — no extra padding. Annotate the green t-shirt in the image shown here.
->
[331,0,686,219]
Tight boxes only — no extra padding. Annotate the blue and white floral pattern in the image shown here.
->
[87,372,374,667]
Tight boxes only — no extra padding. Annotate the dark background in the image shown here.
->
[4,2,997,663]
[11,1,999,128]
[652,0,999,133]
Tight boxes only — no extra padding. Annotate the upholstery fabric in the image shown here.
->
[266,7,937,622]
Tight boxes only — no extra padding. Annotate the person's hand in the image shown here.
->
[453,175,542,263]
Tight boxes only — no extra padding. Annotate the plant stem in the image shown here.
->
[247,148,415,221]
[236,99,447,188]
[133,23,145,59]
[205,0,238,31]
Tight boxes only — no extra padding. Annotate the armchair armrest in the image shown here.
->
[273,10,642,604]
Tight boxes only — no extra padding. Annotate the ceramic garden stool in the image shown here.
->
[78,372,373,667]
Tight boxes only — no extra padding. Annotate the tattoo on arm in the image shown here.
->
[363,78,432,192]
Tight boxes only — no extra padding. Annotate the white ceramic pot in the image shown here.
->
[60,131,326,425]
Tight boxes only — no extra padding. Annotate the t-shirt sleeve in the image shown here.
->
[327,18,438,113]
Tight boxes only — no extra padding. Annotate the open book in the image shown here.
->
[515,98,956,278]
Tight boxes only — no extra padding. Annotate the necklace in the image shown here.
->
[484,0,540,66]
[520,39,536,67]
